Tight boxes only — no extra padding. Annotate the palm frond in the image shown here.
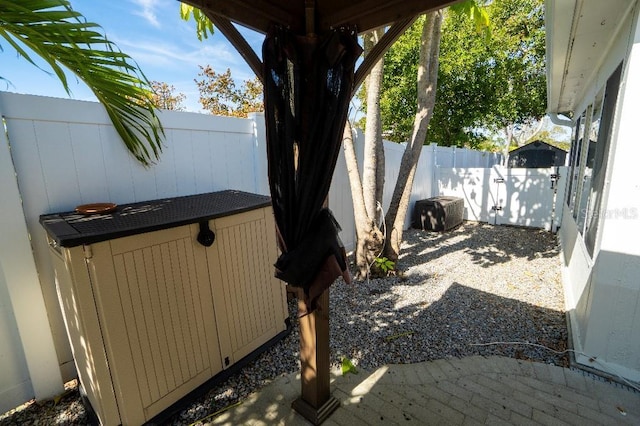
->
[0,0,164,166]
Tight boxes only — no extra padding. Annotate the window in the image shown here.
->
[584,62,623,256]
[577,89,604,235]
[570,109,588,219]
[565,115,582,207]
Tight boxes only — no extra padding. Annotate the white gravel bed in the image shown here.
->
[0,221,567,425]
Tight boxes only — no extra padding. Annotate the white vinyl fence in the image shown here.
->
[436,166,568,231]
[0,92,501,412]
[0,93,269,412]
[379,141,503,230]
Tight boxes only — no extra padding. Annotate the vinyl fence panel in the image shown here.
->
[0,95,64,411]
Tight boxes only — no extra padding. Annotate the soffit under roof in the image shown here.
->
[546,0,637,116]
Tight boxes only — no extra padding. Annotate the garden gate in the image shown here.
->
[436,165,568,231]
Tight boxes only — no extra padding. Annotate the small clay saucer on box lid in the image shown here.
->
[75,203,118,215]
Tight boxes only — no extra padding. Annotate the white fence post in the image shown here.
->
[0,106,63,405]
[430,143,438,196]
[249,112,269,196]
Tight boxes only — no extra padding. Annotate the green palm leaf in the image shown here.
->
[0,0,164,166]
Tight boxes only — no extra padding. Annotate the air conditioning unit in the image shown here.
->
[412,196,464,231]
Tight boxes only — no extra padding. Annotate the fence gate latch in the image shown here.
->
[492,205,503,211]
[494,177,505,183]
[550,173,560,189]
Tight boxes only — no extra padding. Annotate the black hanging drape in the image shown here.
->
[263,26,361,312]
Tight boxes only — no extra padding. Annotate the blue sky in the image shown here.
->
[1,0,263,112]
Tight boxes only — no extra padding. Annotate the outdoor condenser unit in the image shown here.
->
[40,190,288,426]
[412,196,464,231]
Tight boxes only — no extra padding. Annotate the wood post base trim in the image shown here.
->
[292,396,340,425]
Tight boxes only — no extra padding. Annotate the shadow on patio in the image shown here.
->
[197,278,639,425]
[203,358,640,425]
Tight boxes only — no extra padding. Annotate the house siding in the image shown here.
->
[558,2,640,383]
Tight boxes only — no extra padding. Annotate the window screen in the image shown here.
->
[565,115,582,207]
[585,62,623,256]
[570,111,587,218]
[577,90,604,235]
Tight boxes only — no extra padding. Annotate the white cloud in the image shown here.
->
[115,37,243,72]
[130,0,160,27]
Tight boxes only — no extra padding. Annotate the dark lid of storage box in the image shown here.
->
[417,196,463,205]
[40,190,271,247]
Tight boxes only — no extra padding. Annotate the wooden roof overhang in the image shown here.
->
[181,0,461,90]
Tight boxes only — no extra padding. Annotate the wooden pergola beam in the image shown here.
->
[185,0,461,36]
[184,0,297,34]
[199,12,416,90]
[292,289,338,424]
[202,12,264,83]
[353,17,417,92]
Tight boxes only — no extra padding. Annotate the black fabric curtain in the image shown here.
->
[263,26,361,311]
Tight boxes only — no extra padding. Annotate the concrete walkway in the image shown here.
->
[205,356,640,425]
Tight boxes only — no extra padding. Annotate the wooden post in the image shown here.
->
[292,288,339,424]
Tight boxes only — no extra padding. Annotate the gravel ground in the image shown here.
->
[0,221,567,425]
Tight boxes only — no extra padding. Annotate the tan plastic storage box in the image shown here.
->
[40,191,288,425]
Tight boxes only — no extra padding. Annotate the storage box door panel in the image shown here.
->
[89,225,222,424]
[50,245,121,426]
[208,207,287,363]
